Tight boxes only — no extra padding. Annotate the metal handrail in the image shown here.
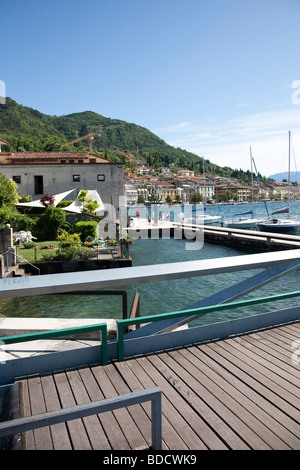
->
[16,252,40,275]
[116,289,300,362]
[0,322,108,365]
[0,387,162,450]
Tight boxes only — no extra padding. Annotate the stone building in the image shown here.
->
[0,151,124,208]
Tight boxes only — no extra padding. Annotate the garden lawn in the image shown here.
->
[16,241,60,263]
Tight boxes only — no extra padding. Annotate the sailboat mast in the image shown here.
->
[250,147,254,217]
[203,156,206,210]
[288,130,291,219]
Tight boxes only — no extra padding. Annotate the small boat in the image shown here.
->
[221,148,266,229]
[221,211,263,229]
[255,206,300,234]
[188,214,222,225]
[187,157,222,225]
[256,131,300,235]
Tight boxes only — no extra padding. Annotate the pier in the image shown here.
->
[0,249,300,450]
[126,218,300,252]
[13,319,300,450]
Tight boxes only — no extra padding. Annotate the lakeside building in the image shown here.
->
[147,181,179,202]
[0,151,124,207]
[269,181,300,200]
[184,176,215,202]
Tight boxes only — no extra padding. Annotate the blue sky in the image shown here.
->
[1,0,300,176]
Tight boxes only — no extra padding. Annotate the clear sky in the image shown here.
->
[1,0,300,177]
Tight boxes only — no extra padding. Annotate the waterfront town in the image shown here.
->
[0,145,298,208]
[124,162,299,205]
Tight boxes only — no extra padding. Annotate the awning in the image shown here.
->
[62,190,105,215]
[15,189,75,208]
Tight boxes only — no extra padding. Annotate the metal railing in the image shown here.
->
[0,322,108,365]
[0,387,162,450]
[2,248,15,272]
[16,252,40,275]
[116,289,300,362]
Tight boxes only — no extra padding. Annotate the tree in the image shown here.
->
[34,206,66,240]
[40,193,55,208]
[0,172,18,206]
[83,199,99,215]
[137,194,145,204]
[191,192,203,203]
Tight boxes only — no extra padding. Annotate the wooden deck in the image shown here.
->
[18,320,300,450]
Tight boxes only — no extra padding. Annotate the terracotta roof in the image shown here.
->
[0,138,8,145]
[5,151,109,163]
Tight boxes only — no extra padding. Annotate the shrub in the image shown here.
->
[34,206,66,241]
[75,221,98,242]
[57,232,81,247]
[0,204,34,231]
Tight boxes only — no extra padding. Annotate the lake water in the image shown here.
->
[1,201,300,327]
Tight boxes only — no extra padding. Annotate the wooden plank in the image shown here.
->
[53,370,92,450]
[145,353,251,450]
[91,363,147,450]
[65,368,110,450]
[155,350,277,450]
[252,329,298,359]
[212,339,300,412]
[120,357,190,450]
[27,375,53,450]
[187,344,300,449]
[103,362,152,448]
[77,366,129,450]
[18,379,34,450]
[116,357,207,450]
[113,360,166,447]
[228,337,300,394]
[40,374,72,450]
[205,341,300,422]
[238,333,300,380]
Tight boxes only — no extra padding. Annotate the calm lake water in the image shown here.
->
[1,201,300,327]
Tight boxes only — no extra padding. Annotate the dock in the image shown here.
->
[126,218,300,252]
[1,250,300,451]
[8,318,300,450]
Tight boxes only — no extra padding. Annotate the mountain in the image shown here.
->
[268,172,299,183]
[0,98,267,181]
[0,98,204,170]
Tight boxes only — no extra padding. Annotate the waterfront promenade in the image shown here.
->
[126,217,300,251]
[1,248,300,451]
[15,318,300,450]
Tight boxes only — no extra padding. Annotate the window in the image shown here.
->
[73,175,80,182]
[97,174,105,181]
[13,176,21,184]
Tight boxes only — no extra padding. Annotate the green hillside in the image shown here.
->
[0,98,205,170]
[0,98,266,181]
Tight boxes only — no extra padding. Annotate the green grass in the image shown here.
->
[16,241,60,262]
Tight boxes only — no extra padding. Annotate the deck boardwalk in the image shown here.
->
[17,320,300,450]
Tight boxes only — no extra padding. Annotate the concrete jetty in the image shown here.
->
[125,217,300,251]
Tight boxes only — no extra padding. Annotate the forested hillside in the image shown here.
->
[0,98,265,180]
[0,98,202,165]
